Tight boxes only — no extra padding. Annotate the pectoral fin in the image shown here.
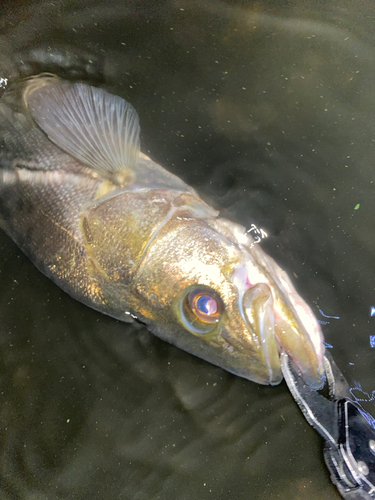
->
[25,77,140,182]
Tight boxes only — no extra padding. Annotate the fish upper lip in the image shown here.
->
[241,283,283,385]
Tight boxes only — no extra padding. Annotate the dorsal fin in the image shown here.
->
[26,78,140,180]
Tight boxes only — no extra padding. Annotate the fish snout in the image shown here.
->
[273,297,325,390]
[242,282,325,389]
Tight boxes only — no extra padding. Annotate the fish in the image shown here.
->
[0,74,325,388]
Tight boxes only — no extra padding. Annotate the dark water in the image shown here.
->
[1,1,374,499]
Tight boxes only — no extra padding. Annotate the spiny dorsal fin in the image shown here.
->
[26,79,140,180]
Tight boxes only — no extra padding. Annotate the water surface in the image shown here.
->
[1,1,374,499]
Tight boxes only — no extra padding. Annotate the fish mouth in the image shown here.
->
[242,282,325,389]
[242,283,282,385]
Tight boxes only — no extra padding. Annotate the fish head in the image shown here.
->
[134,213,325,388]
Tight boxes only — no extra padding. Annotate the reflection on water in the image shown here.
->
[1,1,374,499]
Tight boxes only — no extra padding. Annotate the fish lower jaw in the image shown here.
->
[273,318,325,390]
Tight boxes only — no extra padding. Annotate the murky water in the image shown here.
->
[1,1,374,499]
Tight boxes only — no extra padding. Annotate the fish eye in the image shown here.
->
[180,287,223,334]
[188,289,222,323]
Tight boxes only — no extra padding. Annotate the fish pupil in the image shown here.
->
[196,295,217,315]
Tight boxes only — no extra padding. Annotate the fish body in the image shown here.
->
[0,75,325,387]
